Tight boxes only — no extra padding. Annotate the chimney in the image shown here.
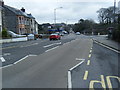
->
[0,0,4,6]
[21,7,25,12]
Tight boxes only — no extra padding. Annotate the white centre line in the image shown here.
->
[44,42,61,48]
[0,57,6,62]
[45,46,59,52]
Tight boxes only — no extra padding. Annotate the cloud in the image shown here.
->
[3,0,115,24]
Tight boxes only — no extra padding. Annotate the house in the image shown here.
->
[2,2,38,35]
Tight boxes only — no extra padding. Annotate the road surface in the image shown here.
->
[1,34,119,89]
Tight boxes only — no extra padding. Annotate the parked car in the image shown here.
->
[59,32,64,36]
[76,32,81,35]
[49,33,61,40]
[27,34,35,40]
[62,31,68,34]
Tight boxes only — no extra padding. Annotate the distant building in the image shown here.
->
[118,1,120,14]
[118,1,120,9]
[0,0,3,32]
[2,2,38,35]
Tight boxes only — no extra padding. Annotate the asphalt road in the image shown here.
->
[2,34,93,88]
[1,34,119,89]
[71,42,120,89]
[1,34,76,66]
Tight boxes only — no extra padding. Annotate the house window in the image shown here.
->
[22,17,24,24]
[19,17,21,24]
[19,28,21,34]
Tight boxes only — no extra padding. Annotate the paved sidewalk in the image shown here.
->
[0,37,28,43]
[93,36,120,51]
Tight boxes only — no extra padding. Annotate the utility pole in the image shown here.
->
[114,0,116,23]
[54,7,63,29]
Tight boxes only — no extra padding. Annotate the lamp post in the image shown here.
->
[54,7,63,26]
[114,0,116,23]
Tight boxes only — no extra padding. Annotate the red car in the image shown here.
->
[49,33,61,40]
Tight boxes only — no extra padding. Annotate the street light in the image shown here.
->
[54,7,63,25]
[114,0,116,23]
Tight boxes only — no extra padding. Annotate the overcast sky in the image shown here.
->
[3,0,119,24]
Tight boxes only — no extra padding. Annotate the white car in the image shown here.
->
[76,32,80,35]
[8,31,26,37]
[27,34,35,40]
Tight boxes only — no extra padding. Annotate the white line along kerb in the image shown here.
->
[94,40,120,53]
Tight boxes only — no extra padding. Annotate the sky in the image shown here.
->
[3,0,119,24]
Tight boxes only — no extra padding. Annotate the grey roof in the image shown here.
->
[27,14,35,19]
[4,5,35,19]
[4,5,24,16]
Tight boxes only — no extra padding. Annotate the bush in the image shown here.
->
[2,28,8,37]
[2,28,11,38]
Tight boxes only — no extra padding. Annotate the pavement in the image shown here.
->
[93,35,120,51]
[0,37,28,43]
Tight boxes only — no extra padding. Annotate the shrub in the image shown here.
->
[2,28,11,38]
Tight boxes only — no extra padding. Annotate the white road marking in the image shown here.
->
[68,59,85,88]
[14,55,29,64]
[3,53,11,56]
[20,43,38,48]
[68,71,72,88]
[94,40,120,53]
[69,60,84,71]
[14,54,37,64]
[45,46,59,52]
[76,58,85,61]
[1,64,13,69]
[63,42,70,45]
[28,54,37,56]
[43,42,61,48]
[0,57,6,62]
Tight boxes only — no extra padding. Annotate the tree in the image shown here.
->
[97,6,118,24]
[73,19,95,34]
